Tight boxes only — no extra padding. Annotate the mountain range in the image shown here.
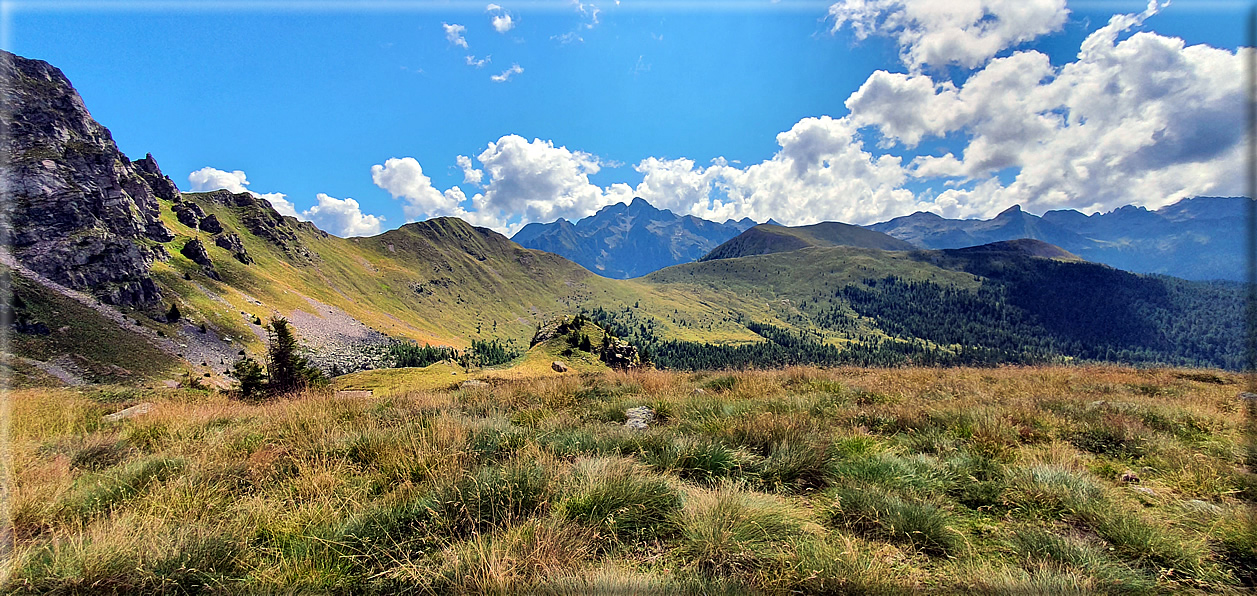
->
[513,194,1246,282]
[0,50,1246,389]
[869,201,1248,281]
[511,198,756,278]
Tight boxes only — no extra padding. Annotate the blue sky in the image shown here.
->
[6,0,1252,236]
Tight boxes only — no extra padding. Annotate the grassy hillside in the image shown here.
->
[4,366,1254,593]
[701,222,915,261]
[7,190,1247,389]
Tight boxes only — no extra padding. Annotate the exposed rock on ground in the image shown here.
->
[625,406,655,430]
[199,213,224,234]
[173,201,206,229]
[552,360,568,372]
[214,233,253,264]
[0,50,174,306]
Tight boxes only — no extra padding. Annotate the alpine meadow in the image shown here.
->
[1,1,1255,594]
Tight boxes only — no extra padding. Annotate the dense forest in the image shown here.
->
[586,254,1247,371]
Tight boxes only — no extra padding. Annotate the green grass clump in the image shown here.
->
[824,483,962,555]
[58,456,184,521]
[674,485,812,577]
[1007,528,1156,593]
[558,457,682,544]
[1003,464,1105,518]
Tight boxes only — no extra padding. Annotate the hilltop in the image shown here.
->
[700,221,916,261]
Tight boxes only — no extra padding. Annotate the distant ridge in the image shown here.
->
[512,197,755,278]
[946,238,1083,261]
[869,198,1251,281]
[701,221,915,261]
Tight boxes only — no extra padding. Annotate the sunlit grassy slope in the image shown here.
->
[8,189,1245,387]
[5,366,1255,593]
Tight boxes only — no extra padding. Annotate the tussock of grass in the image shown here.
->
[558,457,682,544]
[825,482,963,555]
[673,484,814,576]
[5,366,1253,593]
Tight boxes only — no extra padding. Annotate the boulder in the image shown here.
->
[215,232,253,264]
[624,406,655,430]
[173,201,206,229]
[103,402,154,422]
[552,361,569,373]
[180,239,213,267]
[199,213,224,234]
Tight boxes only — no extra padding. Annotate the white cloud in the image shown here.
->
[491,63,524,82]
[631,116,915,225]
[472,135,631,227]
[442,22,469,48]
[456,154,484,185]
[301,194,384,237]
[828,0,1069,71]
[187,166,300,219]
[845,2,1248,218]
[188,166,248,193]
[486,3,501,10]
[466,54,491,68]
[491,13,515,33]
[371,157,464,220]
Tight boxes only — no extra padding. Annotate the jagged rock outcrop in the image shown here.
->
[132,153,180,202]
[194,189,320,261]
[180,239,220,280]
[0,50,174,305]
[199,214,224,234]
[599,336,641,369]
[214,232,253,264]
[173,201,206,229]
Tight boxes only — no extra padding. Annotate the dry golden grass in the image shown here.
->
[2,365,1253,594]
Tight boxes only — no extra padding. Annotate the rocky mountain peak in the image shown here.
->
[0,50,175,305]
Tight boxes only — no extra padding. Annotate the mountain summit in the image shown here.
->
[512,198,755,278]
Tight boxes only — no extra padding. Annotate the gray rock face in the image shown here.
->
[199,213,223,234]
[180,239,220,280]
[0,50,175,305]
[214,232,253,264]
[132,153,180,202]
[180,239,213,267]
[173,201,205,229]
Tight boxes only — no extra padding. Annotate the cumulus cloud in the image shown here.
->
[456,154,484,185]
[828,0,1069,71]
[301,194,385,237]
[845,1,1248,217]
[361,3,1240,232]
[442,22,468,48]
[466,55,491,68]
[473,135,617,225]
[187,166,300,218]
[630,116,915,225]
[490,63,524,82]
[371,157,465,220]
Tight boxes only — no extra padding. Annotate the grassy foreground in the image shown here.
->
[3,366,1256,594]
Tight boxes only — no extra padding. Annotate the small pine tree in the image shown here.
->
[579,333,593,352]
[264,316,328,395]
[231,357,266,399]
[166,303,182,323]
